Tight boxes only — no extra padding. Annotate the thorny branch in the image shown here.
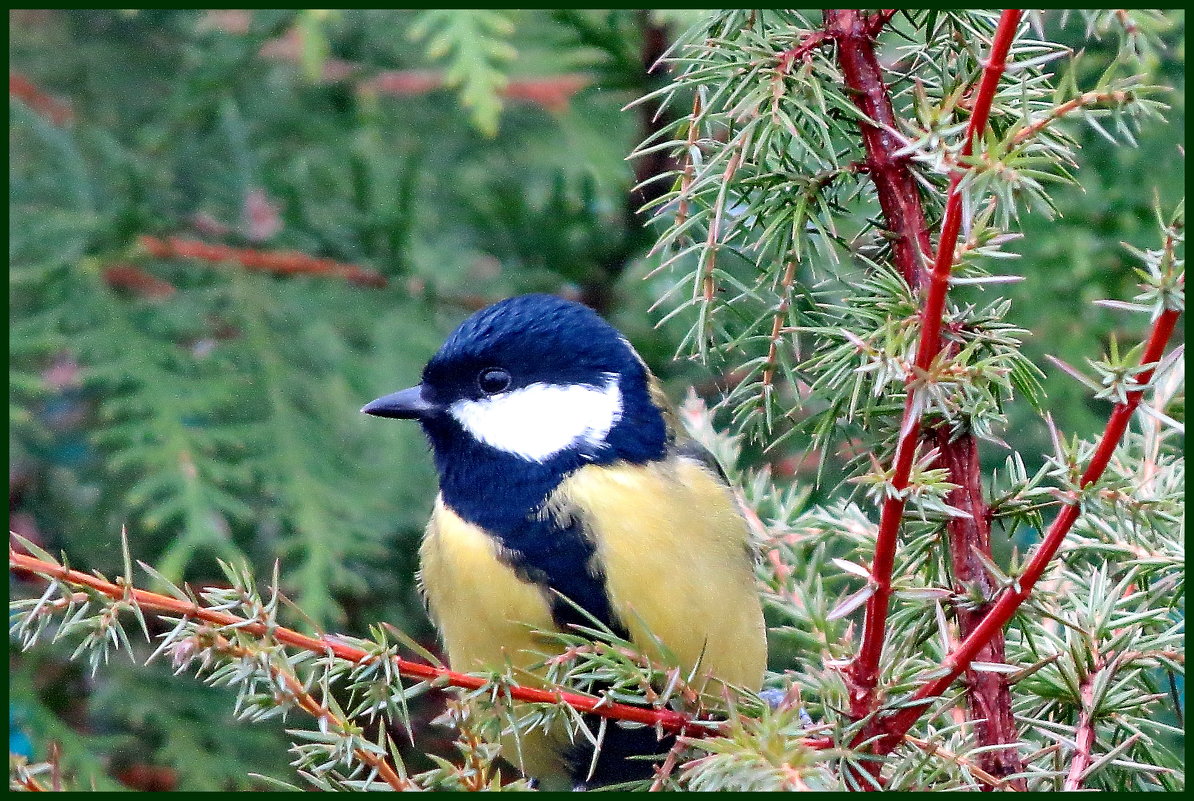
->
[1012,88,1141,146]
[831,9,1023,757]
[674,93,703,231]
[880,301,1181,745]
[8,548,832,751]
[1063,658,1100,791]
[824,9,933,290]
[762,260,799,392]
[701,140,744,305]
[822,9,1047,789]
[205,633,416,791]
[902,734,1014,791]
[934,430,1025,786]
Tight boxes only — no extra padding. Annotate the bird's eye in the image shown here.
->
[477,368,511,395]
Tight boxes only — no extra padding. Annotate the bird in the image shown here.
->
[362,293,766,788]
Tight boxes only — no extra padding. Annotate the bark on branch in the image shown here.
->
[824,10,933,290]
[824,9,1028,789]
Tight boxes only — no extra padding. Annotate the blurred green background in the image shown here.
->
[9,9,1183,790]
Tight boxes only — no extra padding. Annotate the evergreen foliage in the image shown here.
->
[10,9,1184,791]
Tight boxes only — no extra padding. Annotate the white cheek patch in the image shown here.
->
[449,375,622,462]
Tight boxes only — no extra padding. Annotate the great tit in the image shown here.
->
[362,294,766,787]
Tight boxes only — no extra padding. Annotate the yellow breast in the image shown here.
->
[419,497,558,674]
[419,498,568,780]
[417,456,767,780]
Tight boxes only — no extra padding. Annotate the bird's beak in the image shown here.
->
[361,385,438,420]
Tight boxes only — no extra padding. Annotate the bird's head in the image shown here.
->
[363,295,668,487]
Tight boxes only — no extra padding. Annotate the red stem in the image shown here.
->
[1063,664,1099,790]
[865,10,1029,786]
[879,304,1181,746]
[836,9,1023,740]
[936,429,1026,787]
[915,10,1020,364]
[825,10,933,289]
[11,549,824,743]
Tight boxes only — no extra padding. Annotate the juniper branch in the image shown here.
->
[825,12,1029,789]
[881,300,1181,746]
[825,9,933,289]
[7,547,769,741]
[205,632,416,791]
[934,430,1026,786]
[1062,653,1100,791]
[839,5,1022,733]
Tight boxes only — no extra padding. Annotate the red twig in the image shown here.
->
[831,8,1028,785]
[11,773,47,792]
[878,304,1180,745]
[138,235,388,288]
[776,30,831,73]
[902,734,1016,791]
[10,71,73,125]
[1012,88,1136,146]
[9,549,769,741]
[915,10,1021,365]
[103,264,178,299]
[863,10,899,37]
[762,260,799,391]
[700,141,743,303]
[212,633,415,790]
[674,94,703,230]
[830,8,1023,772]
[1063,663,1099,791]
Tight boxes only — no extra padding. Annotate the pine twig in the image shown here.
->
[914,9,1022,366]
[648,736,687,791]
[903,10,1030,785]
